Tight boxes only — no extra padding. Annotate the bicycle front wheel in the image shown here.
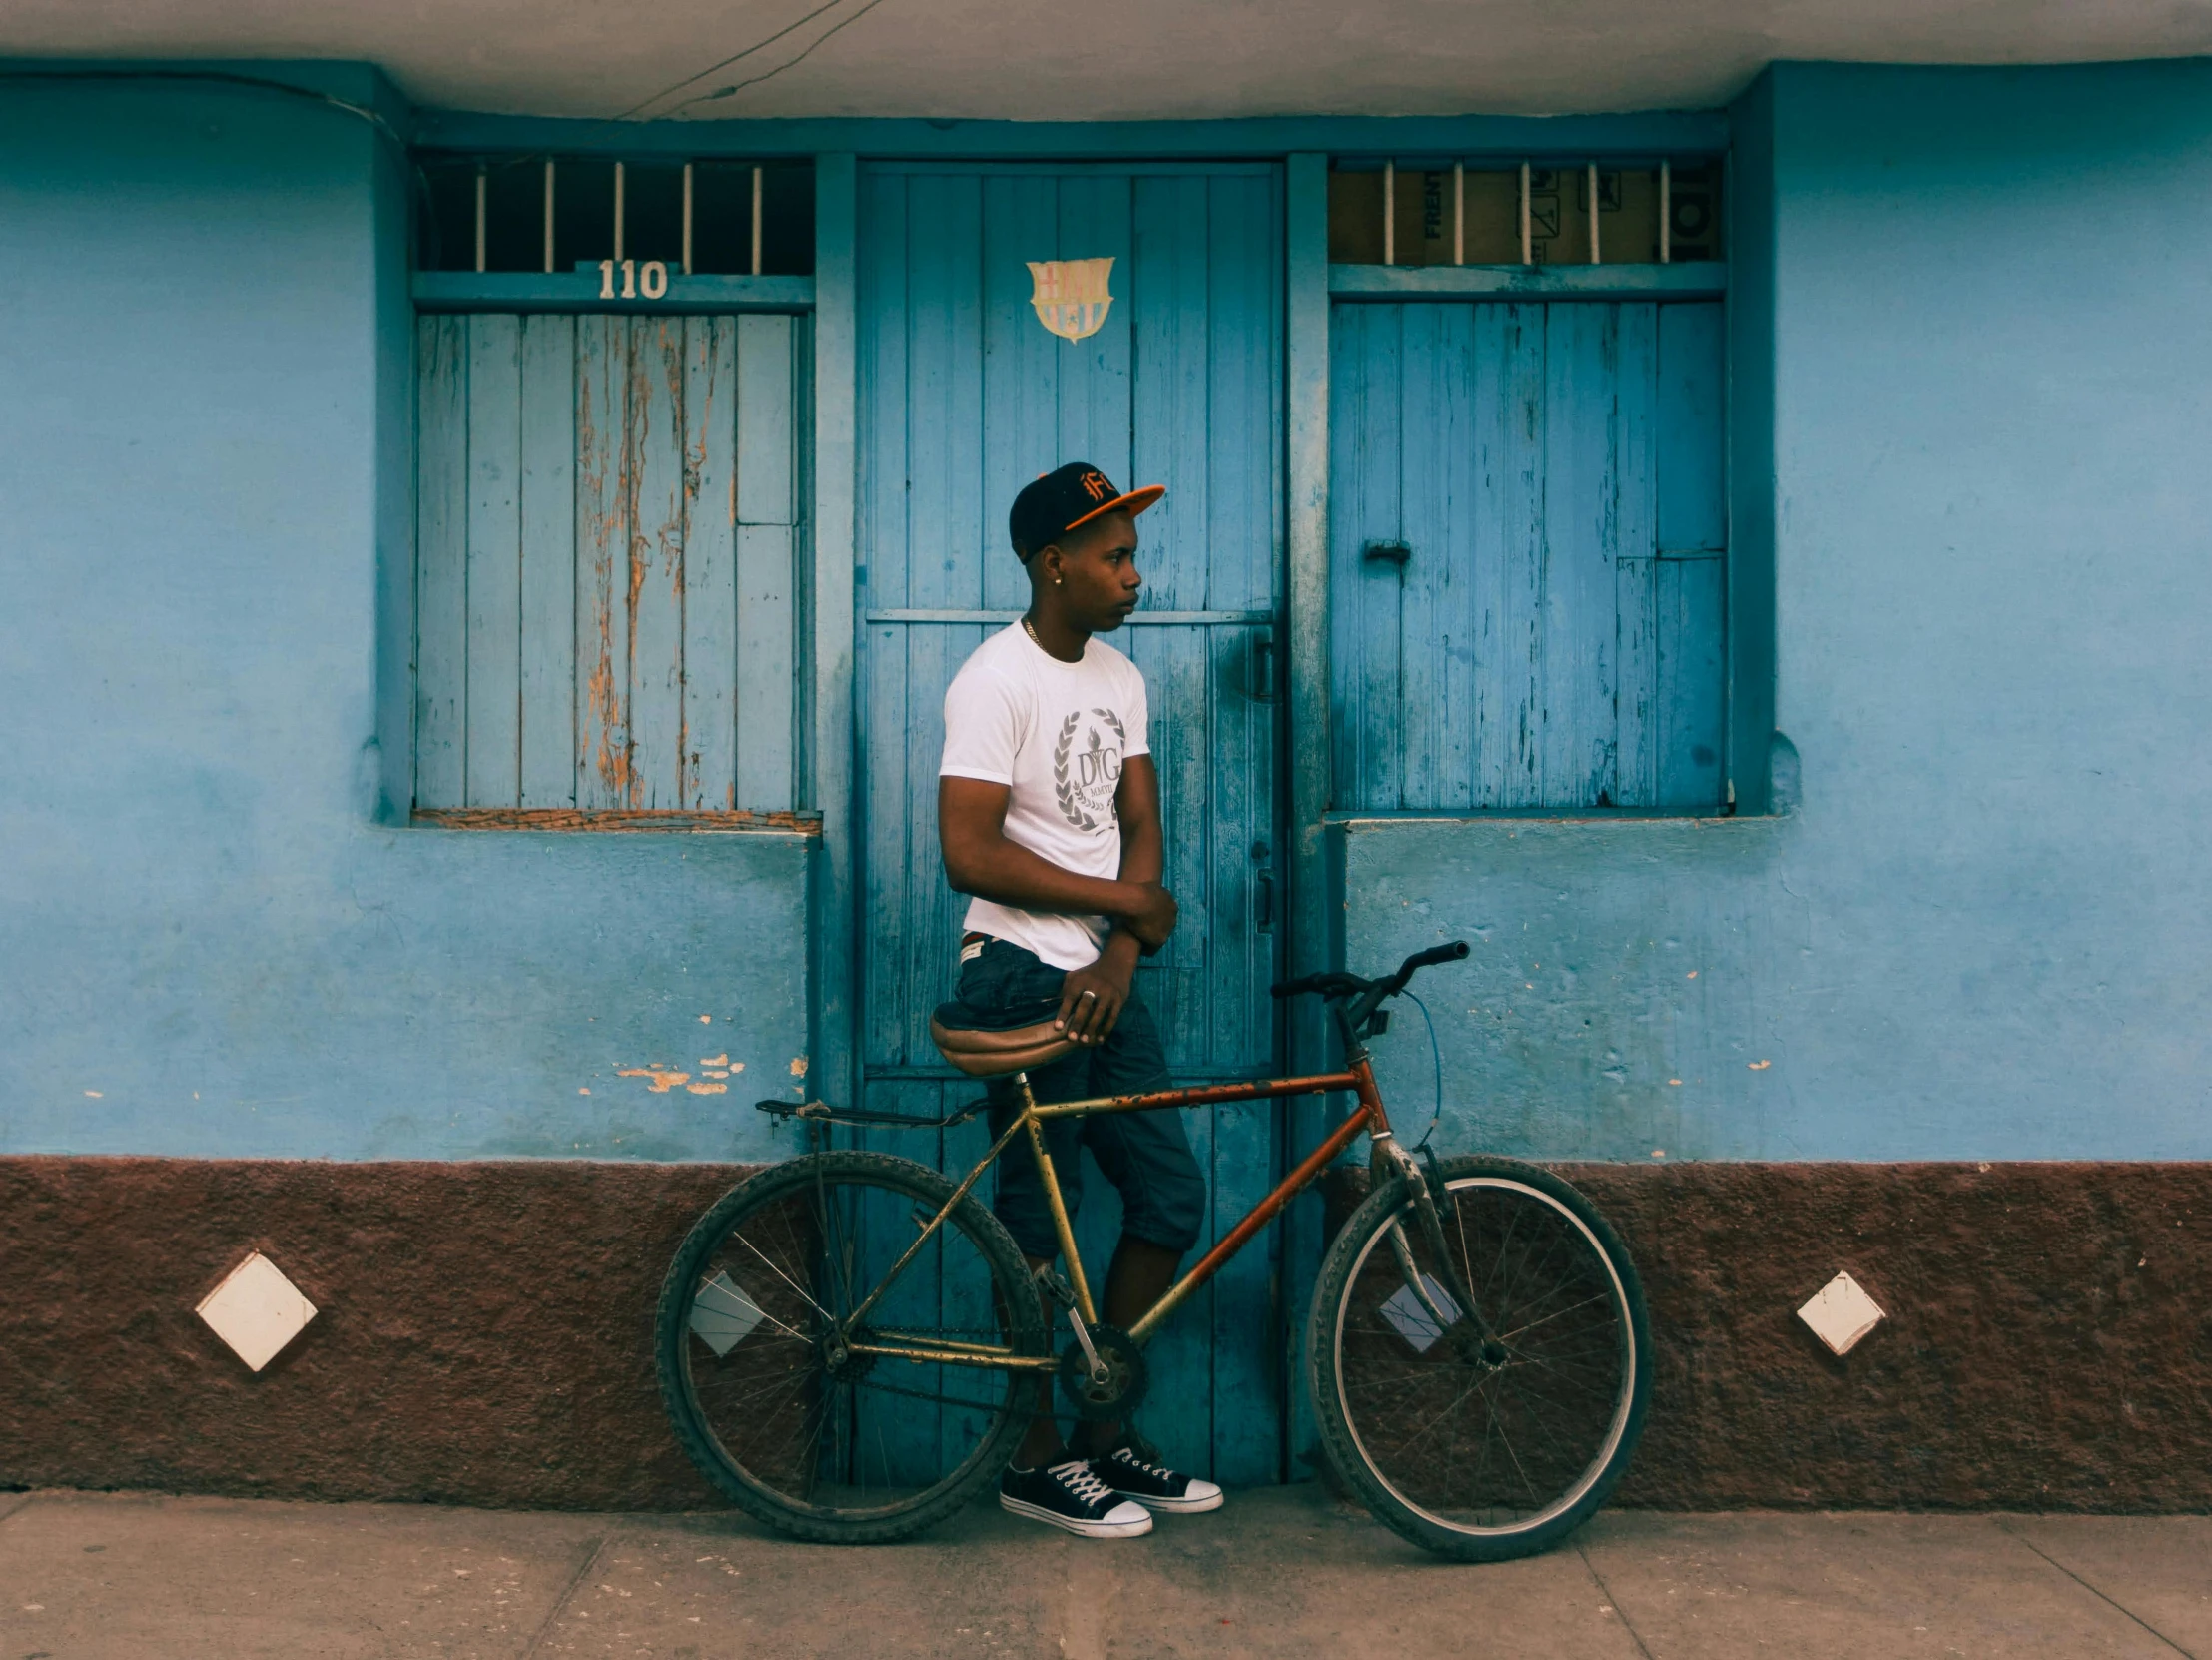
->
[655,1150,1048,1544]
[1309,1154,1651,1561]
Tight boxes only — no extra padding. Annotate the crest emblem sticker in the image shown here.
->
[1027,257,1114,342]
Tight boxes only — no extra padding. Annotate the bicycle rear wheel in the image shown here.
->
[1309,1154,1651,1561]
[655,1150,1048,1544]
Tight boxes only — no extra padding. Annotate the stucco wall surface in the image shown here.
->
[1339,61,2212,1163]
[0,74,812,1162]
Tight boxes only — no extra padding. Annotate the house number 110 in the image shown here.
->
[598,259,670,300]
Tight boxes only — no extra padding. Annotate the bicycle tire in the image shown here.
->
[1308,1153,1651,1562]
[655,1150,1048,1544]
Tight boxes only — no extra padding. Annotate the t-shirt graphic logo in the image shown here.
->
[1052,707,1126,832]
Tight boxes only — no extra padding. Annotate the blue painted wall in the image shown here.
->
[0,70,812,1161]
[1341,61,2212,1162]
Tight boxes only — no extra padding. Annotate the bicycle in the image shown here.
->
[654,939,1651,1561]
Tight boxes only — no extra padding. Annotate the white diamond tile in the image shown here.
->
[1798,1270,1884,1356]
[197,1251,318,1372]
[689,1270,766,1357]
[1378,1272,1463,1354]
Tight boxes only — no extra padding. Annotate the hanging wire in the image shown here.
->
[1402,990,1446,1152]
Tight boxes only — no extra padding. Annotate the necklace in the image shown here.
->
[1021,614,1045,650]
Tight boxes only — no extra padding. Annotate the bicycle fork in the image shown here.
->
[1369,1130,1507,1362]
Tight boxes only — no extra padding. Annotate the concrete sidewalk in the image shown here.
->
[0,1485,2204,1660]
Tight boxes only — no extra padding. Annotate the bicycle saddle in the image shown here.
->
[928,1001,1079,1079]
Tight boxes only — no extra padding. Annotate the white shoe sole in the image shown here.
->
[1119,1486,1224,1514]
[1000,1493,1154,1538]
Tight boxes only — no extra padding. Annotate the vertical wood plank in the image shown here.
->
[414,315,469,811]
[1538,303,1618,806]
[1207,172,1283,615]
[980,173,1062,612]
[1283,150,1334,1480]
[736,313,797,526]
[464,314,523,807]
[629,319,688,807]
[858,167,910,611]
[1657,553,1728,808]
[1352,307,1404,809]
[1658,302,1728,552]
[861,620,911,1068]
[1131,174,1208,613]
[518,315,577,807]
[683,317,739,809]
[1613,303,1661,808]
[1471,303,1546,807]
[1614,554,1660,807]
[1395,302,1479,809]
[815,151,862,1113]
[904,174,984,610]
[935,1079,999,1478]
[1054,173,1134,487]
[575,315,633,807]
[736,526,797,810]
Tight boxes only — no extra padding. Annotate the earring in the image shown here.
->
[1054,576,1063,586]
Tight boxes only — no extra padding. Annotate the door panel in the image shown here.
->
[1329,299,1726,813]
[856,164,1285,1485]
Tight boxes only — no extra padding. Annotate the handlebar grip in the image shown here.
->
[1404,940,1471,971]
[1269,974,1322,999]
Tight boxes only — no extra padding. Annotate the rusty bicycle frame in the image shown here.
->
[834,1056,1391,1375]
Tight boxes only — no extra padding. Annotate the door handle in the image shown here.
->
[1251,635,1276,703]
[1363,540,1412,569]
[1252,839,1274,933]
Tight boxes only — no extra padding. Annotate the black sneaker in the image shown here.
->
[1089,1442,1225,1514]
[999,1458,1154,1538]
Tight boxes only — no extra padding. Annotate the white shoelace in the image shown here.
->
[1048,1459,1116,1504]
[1106,1448,1169,1479]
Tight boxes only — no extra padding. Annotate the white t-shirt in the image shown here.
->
[938,624,1151,971]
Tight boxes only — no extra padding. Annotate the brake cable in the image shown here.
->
[1401,989,1445,1154]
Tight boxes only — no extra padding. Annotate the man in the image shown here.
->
[937,462,1225,1539]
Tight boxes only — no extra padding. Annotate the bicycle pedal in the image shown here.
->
[1032,1265,1079,1308]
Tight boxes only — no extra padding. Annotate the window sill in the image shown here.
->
[411,272,815,314]
[1327,261,1724,301]
[412,808,821,835]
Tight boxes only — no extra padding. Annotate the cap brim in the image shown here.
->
[1065,483,1165,534]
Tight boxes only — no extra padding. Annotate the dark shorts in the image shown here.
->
[952,938,1206,1261]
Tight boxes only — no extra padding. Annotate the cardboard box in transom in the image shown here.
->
[1327,163,1721,268]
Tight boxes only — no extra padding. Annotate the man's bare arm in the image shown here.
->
[939,771,1176,943]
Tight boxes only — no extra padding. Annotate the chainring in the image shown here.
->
[1056,1322,1148,1422]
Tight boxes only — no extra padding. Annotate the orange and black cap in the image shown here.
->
[1009,462,1165,563]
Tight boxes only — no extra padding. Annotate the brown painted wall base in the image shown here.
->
[3,1157,2208,1511]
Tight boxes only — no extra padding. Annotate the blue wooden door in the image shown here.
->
[1329,300,1727,811]
[856,164,1286,1485]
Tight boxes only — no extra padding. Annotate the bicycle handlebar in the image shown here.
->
[1269,939,1470,1007]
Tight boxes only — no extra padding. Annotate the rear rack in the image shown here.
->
[754,1098,985,1131]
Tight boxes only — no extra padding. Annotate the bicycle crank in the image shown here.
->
[1056,1322,1148,1422]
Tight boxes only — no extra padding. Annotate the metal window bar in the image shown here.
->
[1381,159,1394,266]
[682,162,694,276]
[752,164,765,277]
[1519,161,1532,266]
[1587,162,1601,264]
[542,159,555,274]
[613,161,626,263]
[473,164,487,274]
[1660,160,1672,264]
[1453,160,1464,265]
